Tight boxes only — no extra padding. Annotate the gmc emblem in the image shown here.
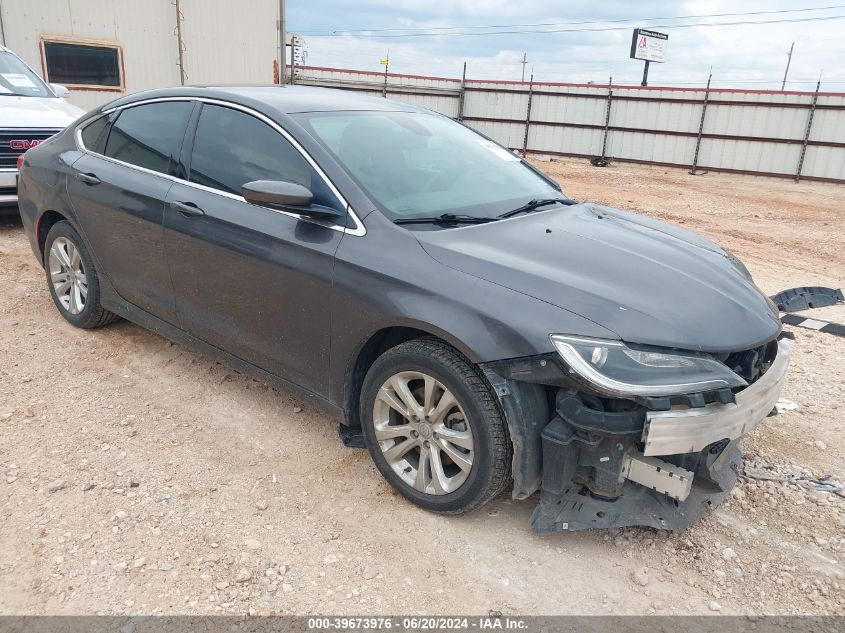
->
[10,139,43,150]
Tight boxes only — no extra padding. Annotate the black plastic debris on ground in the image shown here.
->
[770,286,844,313]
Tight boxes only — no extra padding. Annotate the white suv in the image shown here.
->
[0,45,84,212]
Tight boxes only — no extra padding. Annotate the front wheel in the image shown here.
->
[359,338,511,514]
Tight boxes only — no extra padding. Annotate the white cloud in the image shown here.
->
[289,1,845,89]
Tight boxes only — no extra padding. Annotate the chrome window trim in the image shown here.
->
[74,96,366,237]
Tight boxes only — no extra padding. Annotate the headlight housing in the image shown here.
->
[550,334,747,397]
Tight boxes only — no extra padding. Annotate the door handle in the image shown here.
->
[76,172,101,186]
[169,201,205,217]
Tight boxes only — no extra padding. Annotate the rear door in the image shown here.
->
[67,100,194,324]
[163,102,348,395]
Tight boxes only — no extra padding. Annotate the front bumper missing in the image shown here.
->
[531,442,740,531]
[530,339,791,532]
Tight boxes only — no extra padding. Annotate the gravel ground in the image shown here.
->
[0,159,843,616]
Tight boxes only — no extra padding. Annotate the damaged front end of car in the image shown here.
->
[482,334,791,532]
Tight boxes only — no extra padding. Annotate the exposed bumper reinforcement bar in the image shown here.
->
[642,339,791,457]
[531,340,789,532]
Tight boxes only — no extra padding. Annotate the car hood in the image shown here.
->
[415,202,781,353]
[0,96,84,128]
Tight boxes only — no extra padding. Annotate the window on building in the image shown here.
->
[43,40,122,89]
[104,102,193,174]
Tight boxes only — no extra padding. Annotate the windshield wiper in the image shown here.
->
[498,197,573,219]
[394,213,498,226]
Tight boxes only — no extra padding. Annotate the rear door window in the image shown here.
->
[104,101,193,175]
[188,104,342,211]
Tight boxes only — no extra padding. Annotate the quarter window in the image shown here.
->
[43,40,122,89]
[188,104,341,211]
[104,102,192,175]
[80,116,110,154]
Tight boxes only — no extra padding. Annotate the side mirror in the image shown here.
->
[50,83,70,98]
[242,180,343,220]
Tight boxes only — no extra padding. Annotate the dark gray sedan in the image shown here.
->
[17,86,789,532]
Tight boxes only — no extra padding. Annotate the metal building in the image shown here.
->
[0,0,281,110]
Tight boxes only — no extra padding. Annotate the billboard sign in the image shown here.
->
[630,28,668,63]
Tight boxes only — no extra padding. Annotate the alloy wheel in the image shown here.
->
[49,237,88,315]
[372,371,475,495]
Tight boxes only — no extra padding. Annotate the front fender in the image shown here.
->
[328,212,616,410]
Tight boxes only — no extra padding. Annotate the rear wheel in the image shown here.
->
[360,338,511,514]
[44,221,119,329]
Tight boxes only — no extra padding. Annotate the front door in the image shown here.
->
[163,102,348,396]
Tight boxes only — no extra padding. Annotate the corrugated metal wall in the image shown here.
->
[292,66,462,117]
[178,0,277,85]
[296,66,845,183]
[0,0,277,110]
[0,0,180,110]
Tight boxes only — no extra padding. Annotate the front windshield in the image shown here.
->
[297,110,561,220]
[0,51,53,97]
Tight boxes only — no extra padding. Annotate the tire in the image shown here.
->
[43,220,119,329]
[360,337,511,514]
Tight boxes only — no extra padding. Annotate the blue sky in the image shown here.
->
[286,1,845,89]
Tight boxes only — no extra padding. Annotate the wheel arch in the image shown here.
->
[341,323,553,502]
[36,210,72,264]
[341,323,481,429]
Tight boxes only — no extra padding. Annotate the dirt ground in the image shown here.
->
[0,159,843,617]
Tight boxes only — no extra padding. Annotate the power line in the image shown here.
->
[307,14,845,38]
[610,77,845,84]
[302,5,845,36]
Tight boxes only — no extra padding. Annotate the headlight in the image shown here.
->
[550,334,747,397]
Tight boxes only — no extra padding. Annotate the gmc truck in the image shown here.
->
[0,45,83,212]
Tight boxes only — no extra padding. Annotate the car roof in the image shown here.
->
[104,85,431,116]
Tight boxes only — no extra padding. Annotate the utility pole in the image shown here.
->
[781,41,794,91]
[278,0,286,85]
[381,50,389,97]
[520,52,528,82]
[174,0,186,85]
